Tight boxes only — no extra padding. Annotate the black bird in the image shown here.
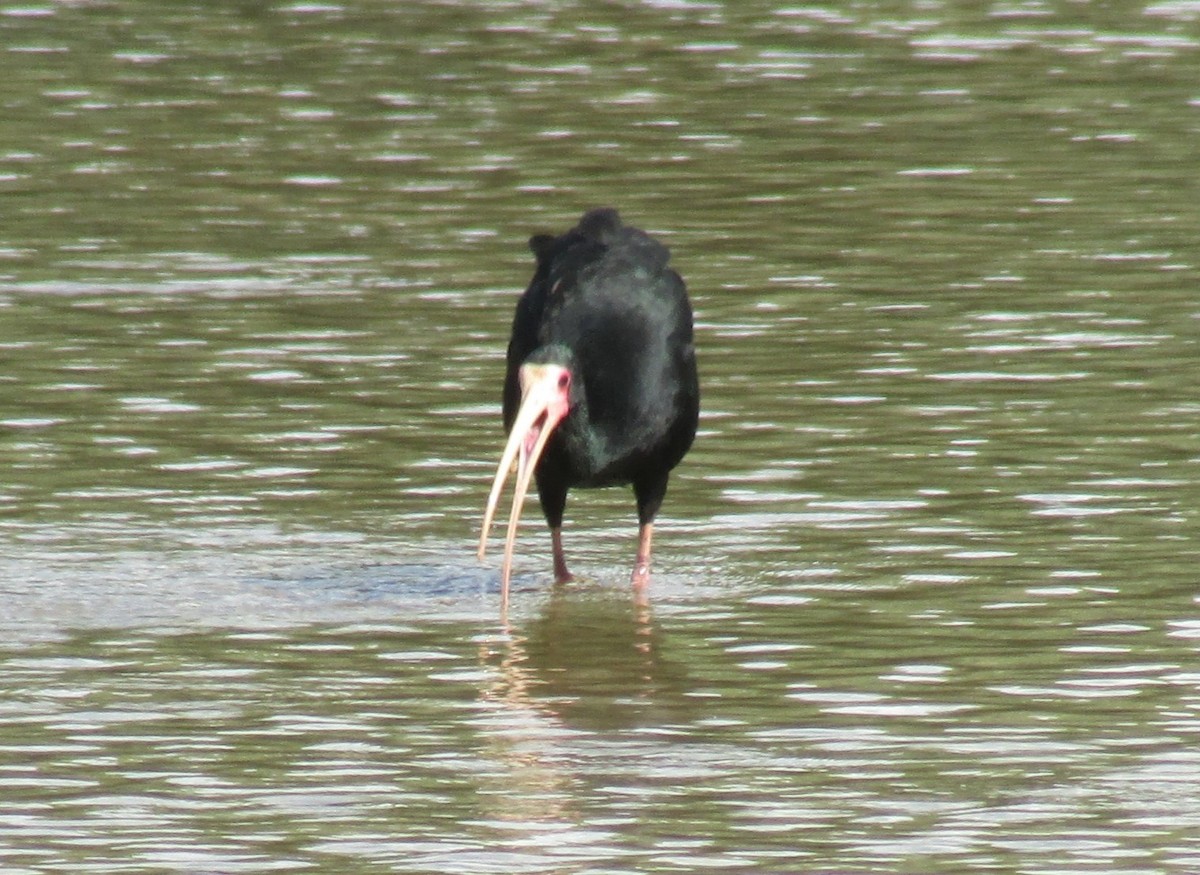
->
[478,208,700,603]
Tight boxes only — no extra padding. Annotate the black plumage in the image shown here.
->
[479,208,699,602]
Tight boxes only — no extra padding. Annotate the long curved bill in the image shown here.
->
[478,363,571,607]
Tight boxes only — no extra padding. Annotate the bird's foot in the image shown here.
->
[552,554,573,584]
[630,561,651,589]
[551,527,573,584]
[631,522,653,589]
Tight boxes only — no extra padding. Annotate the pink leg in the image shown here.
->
[551,527,573,583]
[631,522,653,588]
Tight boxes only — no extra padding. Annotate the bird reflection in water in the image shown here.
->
[471,587,698,841]
[479,587,692,734]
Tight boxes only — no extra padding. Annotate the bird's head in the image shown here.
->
[478,345,579,602]
[507,345,581,466]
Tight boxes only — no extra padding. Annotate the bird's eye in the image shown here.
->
[558,373,570,390]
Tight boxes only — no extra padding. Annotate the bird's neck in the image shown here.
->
[559,402,631,483]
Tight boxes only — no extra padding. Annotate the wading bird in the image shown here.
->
[478,208,699,604]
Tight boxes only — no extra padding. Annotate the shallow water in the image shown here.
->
[2,1,1200,871]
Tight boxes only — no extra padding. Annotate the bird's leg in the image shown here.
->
[631,522,653,588]
[632,475,668,589]
[551,527,573,583]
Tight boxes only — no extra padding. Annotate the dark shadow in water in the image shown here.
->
[255,561,503,602]
[253,559,628,616]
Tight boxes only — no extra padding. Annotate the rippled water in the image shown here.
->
[3,1,1200,871]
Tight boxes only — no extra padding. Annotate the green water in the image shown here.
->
[2,1,1200,871]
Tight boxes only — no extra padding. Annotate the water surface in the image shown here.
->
[2,1,1200,871]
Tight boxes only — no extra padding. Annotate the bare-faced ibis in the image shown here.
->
[478,208,700,603]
